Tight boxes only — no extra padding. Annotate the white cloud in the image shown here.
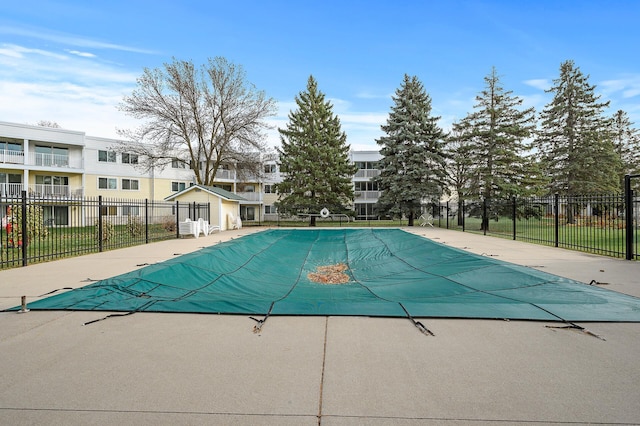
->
[523,79,550,91]
[0,25,157,55]
[355,90,393,100]
[66,49,97,58]
[600,76,640,99]
[0,41,140,139]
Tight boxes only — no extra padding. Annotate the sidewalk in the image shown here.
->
[1,227,639,425]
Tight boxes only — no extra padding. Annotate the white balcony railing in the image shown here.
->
[34,153,70,167]
[29,184,84,197]
[215,169,235,180]
[236,192,262,202]
[0,150,25,164]
[355,191,381,201]
[0,183,23,196]
[354,169,380,178]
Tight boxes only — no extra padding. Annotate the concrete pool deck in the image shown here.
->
[1,226,639,425]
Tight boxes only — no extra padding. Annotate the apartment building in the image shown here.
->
[1,120,383,223]
[351,150,382,220]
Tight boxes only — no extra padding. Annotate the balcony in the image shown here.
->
[0,150,25,164]
[0,183,23,197]
[354,169,380,179]
[33,152,79,168]
[215,169,235,180]
[29,184,83,198]
[236,192,263,202]
[355,191,381,201]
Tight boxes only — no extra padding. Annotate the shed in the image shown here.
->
[165,185,246,231]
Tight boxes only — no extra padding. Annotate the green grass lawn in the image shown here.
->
[2,215,636,269]
[1,223,176,268]
[437,216,629,257]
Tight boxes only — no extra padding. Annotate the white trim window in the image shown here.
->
[98,150,117,163]
[122,179,139,190]
[122,153,138,164]
[98,177,117,190]
[122,205,140,216]
[171,181,186,192]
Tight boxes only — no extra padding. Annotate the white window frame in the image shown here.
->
[122,153,138,164]
[121,179,139,190]
[98,150,117,163]
[98,177,117,190]
[172,181,186,192]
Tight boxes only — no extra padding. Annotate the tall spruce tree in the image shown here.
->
[276,76,356,226]
[612,109,640,188]
[455,67,539,230]
[536,60,620,198]
[375,74,446,226]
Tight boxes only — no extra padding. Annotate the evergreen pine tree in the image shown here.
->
[276,76,356,226]
[612,109,640,188]
[455,67,539,230]
[536,60,620,197]
[375,74,446,226]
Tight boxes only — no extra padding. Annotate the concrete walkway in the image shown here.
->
[1,227,639,425]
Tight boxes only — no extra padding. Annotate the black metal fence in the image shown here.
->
[1,191,210,269]
[429,188,639,261]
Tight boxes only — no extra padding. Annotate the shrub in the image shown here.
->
[95,219,114,242]
[161,215,176,232]
[7,204,49,246]
[127,215,144,237]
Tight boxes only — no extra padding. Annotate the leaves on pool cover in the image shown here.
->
[308,263,350,285]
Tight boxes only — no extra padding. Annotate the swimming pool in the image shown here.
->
[16,228,640,323]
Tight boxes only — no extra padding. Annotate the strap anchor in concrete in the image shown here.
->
[17,295,30,313]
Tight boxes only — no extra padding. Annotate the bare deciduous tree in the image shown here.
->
[117,57,277,185]
[35,120,61,128]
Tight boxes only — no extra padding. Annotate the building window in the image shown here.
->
[264,164,277,173]
[355,161,378,170]
[122,153,138,164]
[265,205,277,214]
[0,140,23,152]
[171,158,186,169]
[264,184,275,194]
[100,206,118,216]
[243,185,255,192]
[42,206,69,226]
[98,177,117,189]
[355,181,379,191]
[35,145,69,167]
[122,205,140,216]
[98,150,117,163]
[122,179,139,190]
[171,182,186,192]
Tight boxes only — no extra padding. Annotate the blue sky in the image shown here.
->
[1,1,639,150]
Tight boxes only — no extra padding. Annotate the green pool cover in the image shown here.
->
[17,228,640,322]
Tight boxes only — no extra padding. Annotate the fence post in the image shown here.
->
[512,196,517,240]
[145,199,149,244]
[462,200,466,232]
[483,198,487,236]
[176,201,180,239]
[554,193,559,248]
[625,175,634,260]
[446,201,449,229]
[21,190,27,267]
[98,195,103,252]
